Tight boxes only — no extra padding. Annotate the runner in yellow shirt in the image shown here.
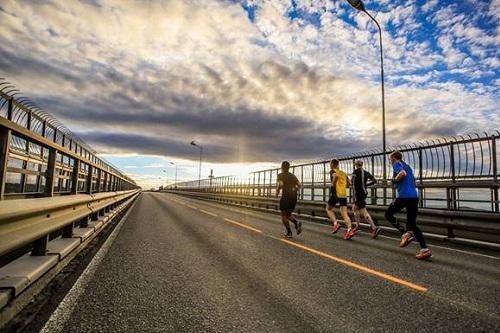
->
[326,159,358,239]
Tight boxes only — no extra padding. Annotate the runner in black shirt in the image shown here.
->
[276,161,302,238]
[351,160,380,238]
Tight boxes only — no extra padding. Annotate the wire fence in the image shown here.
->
[169,131,500,213]
[0,79,138,198]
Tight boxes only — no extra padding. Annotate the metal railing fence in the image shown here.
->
[169,131,500,213]
[0,79,139,199]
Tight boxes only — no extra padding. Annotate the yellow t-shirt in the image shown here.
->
[333,168,348,198]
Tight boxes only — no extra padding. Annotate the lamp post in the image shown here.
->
[345,0,387,193]
[170,162,178,188]
[190,141,203,188]
[162,170,168,189]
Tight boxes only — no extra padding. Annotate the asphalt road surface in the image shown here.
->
[39,192,500,333]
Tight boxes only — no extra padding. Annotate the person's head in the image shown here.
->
[389,151,403,165]
[281,161,290,172]
[354,160,363,169]
[330,159,339,169]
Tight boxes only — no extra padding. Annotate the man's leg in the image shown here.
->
[352,204,360,228]
[405,199,427,249]
[340,206,352,229]
[281,211,292,237]
[359,208,377,229]
[326,204,341,233]
[326,204,337,223]
[385,199,406,235]
[287,213,302,235]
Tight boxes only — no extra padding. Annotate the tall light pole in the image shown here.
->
[190,141,203,188]
[162,170,169,189]
[170,162,178,188]
[346,0,387,191]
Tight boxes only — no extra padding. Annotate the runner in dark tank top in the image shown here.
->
[276,161,302,238]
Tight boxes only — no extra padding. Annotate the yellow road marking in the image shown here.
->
[200,209,218,217]
[275,237,427,292]
[223,218,262,234]
[186,204,198,210]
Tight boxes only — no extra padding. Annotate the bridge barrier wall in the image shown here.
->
[0,189,141,325]
[167,191,500,250]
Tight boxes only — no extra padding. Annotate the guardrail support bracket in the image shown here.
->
[31,235,49,256]
[80,215,90,227]
[62,222,74,238]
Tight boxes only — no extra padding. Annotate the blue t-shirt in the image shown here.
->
[393,161,418,198]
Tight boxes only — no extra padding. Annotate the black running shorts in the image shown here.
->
[354,194,367,209]
[327,196,347,207]
[280,196,297,213]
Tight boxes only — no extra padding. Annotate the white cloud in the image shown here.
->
[0,0,497,181]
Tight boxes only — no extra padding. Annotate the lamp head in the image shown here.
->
[190,141,197,146]
[346,0,366,11]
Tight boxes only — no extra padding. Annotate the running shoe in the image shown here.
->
[399,232,414,247]
[351,226,360,234]
[343,228,355,240]
[296,221,302,235]
[416,249,432,260]
[284,231,293,239]
[371,226,381,239]
[332,222,341,234]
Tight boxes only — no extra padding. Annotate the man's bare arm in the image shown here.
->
[276,180,283,196]
[394,170,407,183]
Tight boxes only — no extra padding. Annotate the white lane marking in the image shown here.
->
[39,200,138,333]
[199,209,218,217]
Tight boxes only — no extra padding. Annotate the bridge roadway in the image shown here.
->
[39,192,500,332]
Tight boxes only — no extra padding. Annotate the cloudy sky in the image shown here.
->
[1,0,498,188]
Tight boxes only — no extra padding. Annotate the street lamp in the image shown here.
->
[170,162,178,188]
[345,0,387,189]
[190,141,203,188]
[162,170,169,189]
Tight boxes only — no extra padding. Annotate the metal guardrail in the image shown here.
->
[170,131,500,213]
[169,191,500,249]
[0,79,139,200]
[0,189,140,257]
[0,189,140,323]
[0,80,143,323]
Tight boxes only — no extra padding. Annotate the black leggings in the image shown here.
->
[385,198,427,249]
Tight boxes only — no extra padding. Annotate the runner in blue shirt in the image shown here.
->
[384,151,432,260]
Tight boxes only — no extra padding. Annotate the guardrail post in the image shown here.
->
[491,136,500,212]
[257,172,261,196]
[418,148,424,208]
[323,162,327,202]
[447,226,455,239]
[449,142,457,210]
[86,165,93,194]
[27,110,32,130]
[95,168,102,193]
[311,164,315,201]
[252,173,256,196]
[7,97,13,120]
[269,171,272,197]
[62,222,74,238]
[71,159,80,194]
[0,127,12,200]
[80,215,90,227]
[31,235,48,256]
[300,165,304,200]
[103,172,108,192]
[44,148,57,197]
